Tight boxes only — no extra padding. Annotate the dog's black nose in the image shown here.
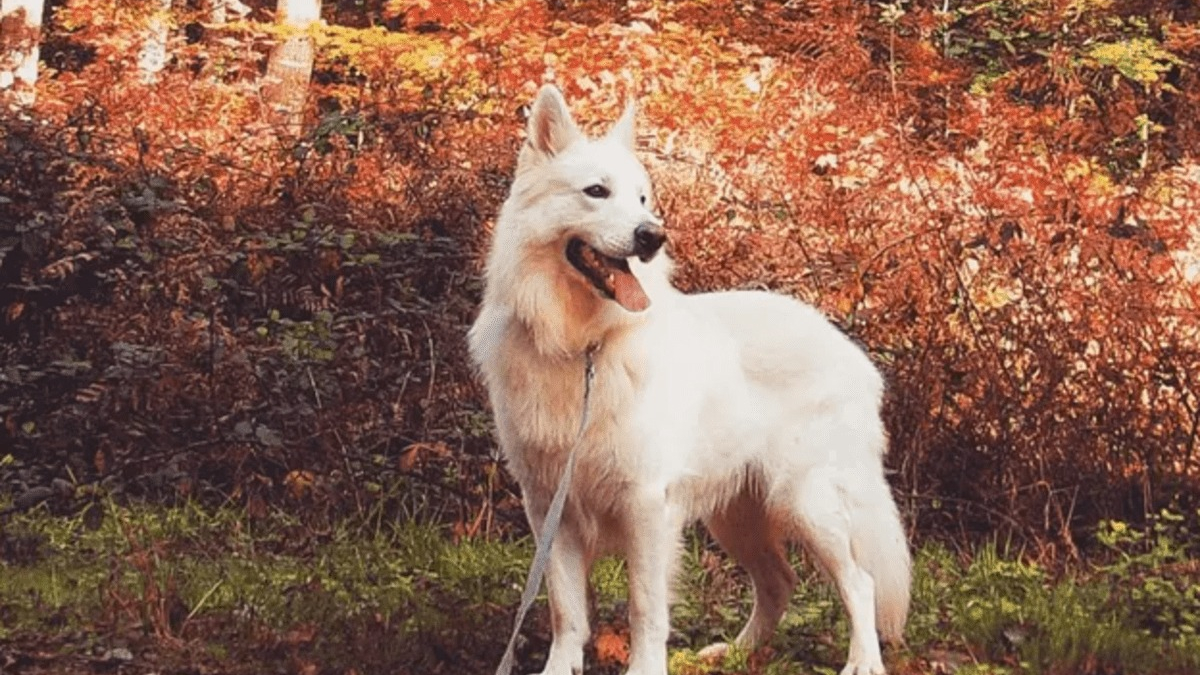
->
[633,223,667,261]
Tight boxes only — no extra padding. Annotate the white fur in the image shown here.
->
[469,85,912,675]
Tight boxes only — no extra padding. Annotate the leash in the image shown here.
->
[495,343,599,675]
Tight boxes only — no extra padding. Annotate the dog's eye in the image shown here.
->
[639,194,647,205]
[583,184,610,199]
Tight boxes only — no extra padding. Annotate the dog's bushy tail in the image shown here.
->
[851,482,912,644]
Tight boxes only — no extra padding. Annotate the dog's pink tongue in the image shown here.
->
[612,270,650,312]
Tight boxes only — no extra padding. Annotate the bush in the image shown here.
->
[0,0,1197,553]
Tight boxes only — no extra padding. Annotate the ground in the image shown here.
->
[1,504,1197,675]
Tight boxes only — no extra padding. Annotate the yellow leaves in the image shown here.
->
[381,0,412,17]
[233,18,453,94]
[313,24,450,79]
[1063,157,1118,200]
[960,252,1025,313]
[972,275,1024,312]
[668,649,709,675]
[668,644,777,674]
[1085,38,1184,91]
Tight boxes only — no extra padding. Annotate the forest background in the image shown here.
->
[1,1,1198,674]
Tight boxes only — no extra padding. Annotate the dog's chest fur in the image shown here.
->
[478,316,649,504]
[477,309,765,535]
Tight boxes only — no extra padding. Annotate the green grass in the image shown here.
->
[0,500,530,671]
[1,502,1197,674]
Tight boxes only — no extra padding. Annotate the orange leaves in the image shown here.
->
[284,470,315,499]
[39,251,98,281]
[8,0,1198,563]
[386,0,527,32]
[400,441,451,472]
[593,623,630,667]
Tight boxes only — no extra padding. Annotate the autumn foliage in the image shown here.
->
[1,0,1198,554]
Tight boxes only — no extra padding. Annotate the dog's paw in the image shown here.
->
[696,642,731,663]
[839,659,886,675]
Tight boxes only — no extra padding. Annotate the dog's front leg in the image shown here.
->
[624,488,685,675]
[526,503,593,675]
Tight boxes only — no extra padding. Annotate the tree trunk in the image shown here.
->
[0,0,45,106]
[137,0,173,84]
[262,0,321,130]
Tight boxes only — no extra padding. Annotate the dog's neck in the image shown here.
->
[513,310,607,364]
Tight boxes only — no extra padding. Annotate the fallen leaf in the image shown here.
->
[593,624,629,666]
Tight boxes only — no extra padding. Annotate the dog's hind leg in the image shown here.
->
[789,470,887,675]
[698,490,797,661]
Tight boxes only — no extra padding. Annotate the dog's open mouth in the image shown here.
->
[565,238,650,312]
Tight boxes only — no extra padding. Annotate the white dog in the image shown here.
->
[469,85,911,675]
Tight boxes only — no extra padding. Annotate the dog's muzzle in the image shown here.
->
[566,228,663,313]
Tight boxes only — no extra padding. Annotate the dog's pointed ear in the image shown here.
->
[608,99,636,149]
[526,85,580,158]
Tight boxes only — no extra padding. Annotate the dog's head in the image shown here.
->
[509,85,666,312]
[478,85,669,357]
